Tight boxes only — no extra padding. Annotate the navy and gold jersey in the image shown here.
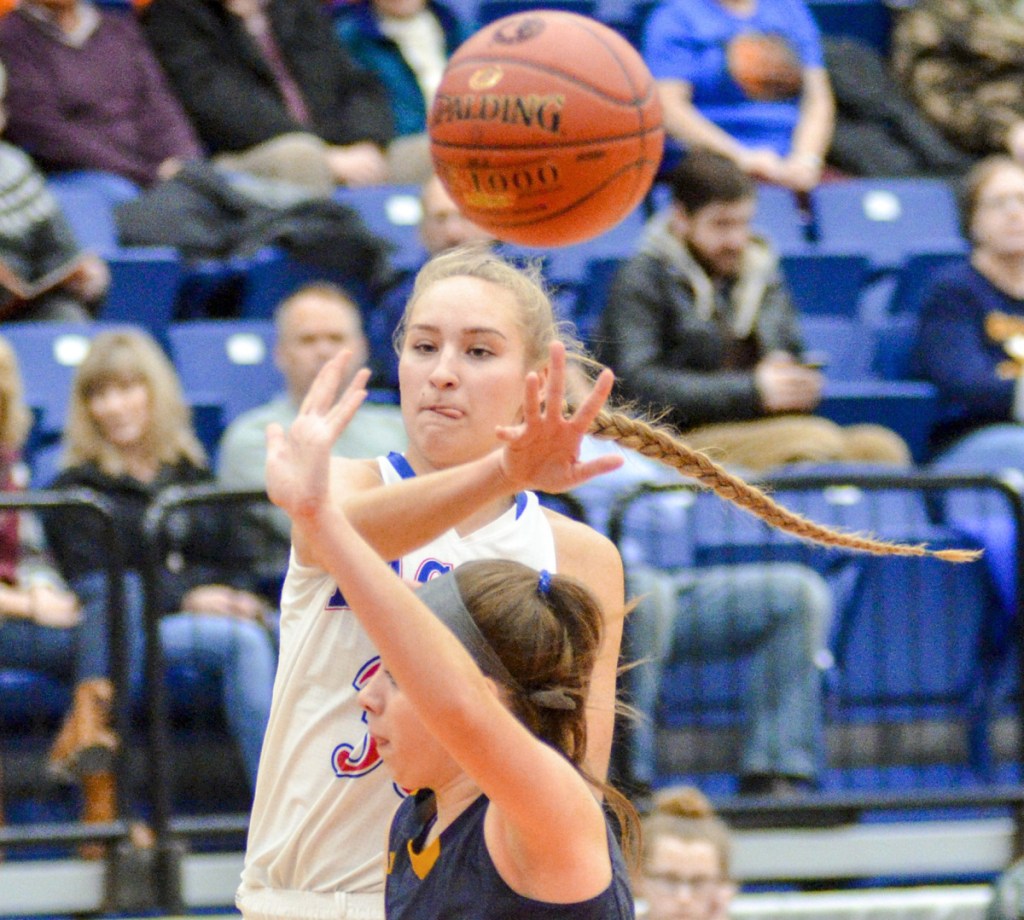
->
[386,791,635,919]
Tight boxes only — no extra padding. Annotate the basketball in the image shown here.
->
[428,10,664,247]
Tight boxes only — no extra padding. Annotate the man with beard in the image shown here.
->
[599,148,909,471]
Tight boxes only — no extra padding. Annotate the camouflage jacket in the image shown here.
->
[891,0,1024,154]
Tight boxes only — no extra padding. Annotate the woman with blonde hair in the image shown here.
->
[637,786,737,920]
[42,328,277,843]
[238,245,971,920]
[0,334,85,827]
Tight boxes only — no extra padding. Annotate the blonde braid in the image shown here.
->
[588,409,981,563]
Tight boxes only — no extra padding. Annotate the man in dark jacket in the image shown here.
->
[600,148,910,471]
[142,0,396,193]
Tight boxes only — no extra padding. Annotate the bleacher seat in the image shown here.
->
[334,184,425,275]
[779,249,872,317]
[102,249,185,343]
[810,179,966,273]
[887,245,970,318]
[799,315,874,379]
[167,320,280,431]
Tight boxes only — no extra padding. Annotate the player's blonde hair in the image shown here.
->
[63,329,206,475]
[400,246,978,562]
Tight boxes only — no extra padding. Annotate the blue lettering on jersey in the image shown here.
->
[332,656,384,778]
[329,561,453,789]
[327,558,402,609]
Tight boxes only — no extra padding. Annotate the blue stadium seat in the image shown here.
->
[101,249,185,344]
[574,256,622,345]
[799,315,874,379]
[779,249,872,317]
[810,178,966,273]
[872,314,919,381]
[817,378,939,463]
[887,245,970,318]
[166,320,280,429]
[333,184,425,275]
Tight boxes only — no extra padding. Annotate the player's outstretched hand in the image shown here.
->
[495,342,623,493]
[266,350,370,521]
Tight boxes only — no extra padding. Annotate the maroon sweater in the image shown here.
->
[0,6,203,187]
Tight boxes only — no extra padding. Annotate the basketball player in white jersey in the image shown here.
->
[237,247,627,920]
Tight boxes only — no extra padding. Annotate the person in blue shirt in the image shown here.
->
[643,0,834,190]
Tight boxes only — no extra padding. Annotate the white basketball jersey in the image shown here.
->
[239,453,558,906]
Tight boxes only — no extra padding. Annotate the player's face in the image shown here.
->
[972,164,1024,258]
[640,837,734,920]
[676,198,756,280]
[359,663,461,790]
[86,379,151,452]
[398,275,535,472]
[275,293,368,402]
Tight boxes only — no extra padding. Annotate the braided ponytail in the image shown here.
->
[587,408,981,563]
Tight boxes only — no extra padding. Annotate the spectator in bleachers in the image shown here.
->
[572,436,833,798]
[891,0,1024,164]
[0,0,204,188]
[642,0,835,192]
[43,329,277,804]
[141,0,397,194]
[599,148,911,471]
[333,0,469,185]
[217,282,406,589]
[0,334,114,850]
[912,156,1024,465]
[637,785,737,919]
[371,173,494,389]
[0,61,109,322]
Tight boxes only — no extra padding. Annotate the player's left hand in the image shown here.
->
[494,342,623,493]
[266,349,369,521]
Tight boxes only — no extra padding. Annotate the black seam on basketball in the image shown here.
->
[442,55,658,106]
[456,160,657,228]
[430,124,664,151]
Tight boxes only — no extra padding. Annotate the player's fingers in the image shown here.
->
[573,453,624,484]
[543,342,567,420]
[327,367,371,429]
[569,367,615,430]
[300,349,353,415]
[520,372,543,429]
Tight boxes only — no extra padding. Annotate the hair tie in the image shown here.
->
[537,569,552,597]
[528,688,577,711]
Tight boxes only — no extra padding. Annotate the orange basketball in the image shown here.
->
[428,10,664,247]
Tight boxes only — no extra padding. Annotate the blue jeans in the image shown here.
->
[73,571,276,790]
[626,563,833,785]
